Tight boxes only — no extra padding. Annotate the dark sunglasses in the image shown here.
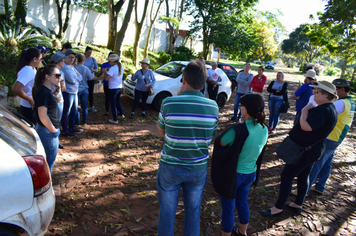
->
[50,73,61,78]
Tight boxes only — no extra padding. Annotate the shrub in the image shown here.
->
[313,63,324,76]
[171,46,195,61]
[324,67,340,76]
[158,51,171,64]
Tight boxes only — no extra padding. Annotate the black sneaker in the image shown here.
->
[58,143,64,149]
[130,113,134,119]
[141,113,147,118]
[70,128,83,134]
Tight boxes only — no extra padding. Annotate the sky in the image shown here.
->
[255,0,327,35]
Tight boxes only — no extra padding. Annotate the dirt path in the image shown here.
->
[45,80,356,236]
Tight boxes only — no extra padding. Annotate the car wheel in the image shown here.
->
[230,80,237,93]
[0,226,20,236]
[153,92,171,111]
[216,93,227,109]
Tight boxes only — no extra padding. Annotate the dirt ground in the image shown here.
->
[45,79,356,236]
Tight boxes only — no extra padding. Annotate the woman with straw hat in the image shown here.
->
[103,54,125,124]
[130,58,156,119]
[262,81,338,217]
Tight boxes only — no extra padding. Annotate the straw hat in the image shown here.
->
[310,81,338,99]
[304,69,317,80]
[107,54,121,62]
[139,58,150,65]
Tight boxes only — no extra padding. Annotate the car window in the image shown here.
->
[0,106,37,156]
[155,62,185,78]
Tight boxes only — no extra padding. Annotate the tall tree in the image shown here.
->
[107,0,126,50]
[281,24,321,63]
[143,0,164,58]
[114,0,135,56]
[186,0,258,59]
[55,0,71,39]
[161,0,185,54]
[133,0,150,68]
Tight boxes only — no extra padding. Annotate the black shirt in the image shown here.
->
[289,103,337,161]
[34,85,60,128]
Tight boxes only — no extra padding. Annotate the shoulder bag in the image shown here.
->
[142,70,154,96]
[276,135,322,165]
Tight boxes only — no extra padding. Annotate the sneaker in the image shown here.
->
[109,119,119,124]
[89,106,97,112]
[118,114,125,119]
[61,132,76,138]
[310,185,323,194]
[141,113,147,118]
[70,128,83,134]
[58,143,64,149]
[130,113,134,119]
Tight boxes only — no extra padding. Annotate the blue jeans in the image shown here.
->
[233,92,245,119]
[76,89,89,124]
[307,139,340,194]
[219,172,256,233]
[62,92,78,133]
[35,124,60,172]
[58,102,64,122]
[109,88,124,120]
[132,89,149,113]
[268,97,283,129]
[157,163,207,236]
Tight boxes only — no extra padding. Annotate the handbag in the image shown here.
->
[142,70,154,96]
[280,102,290,113]
[276,136,320,165]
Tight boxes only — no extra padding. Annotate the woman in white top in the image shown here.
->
[12,48,42,124]
[103,54,125,124]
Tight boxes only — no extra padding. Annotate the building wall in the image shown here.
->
[19,0,203,53]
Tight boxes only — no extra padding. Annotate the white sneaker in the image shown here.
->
[109,119,118,124]
[118,115,125,119]
[89,106,97,112]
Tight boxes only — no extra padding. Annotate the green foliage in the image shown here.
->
[0,66,17,96]
[171,46,195,61]
[158,51,171,64]
[73,0,109,14]
[324,67,340,76]
[282,24,321,63]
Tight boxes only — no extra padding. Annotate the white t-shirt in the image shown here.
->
[107,64,124,89]
[208,68,222,82]
[16,66,36,108]
[307,95,344,115]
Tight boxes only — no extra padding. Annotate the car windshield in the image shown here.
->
[155,62,185,78]
[0,106,37,156]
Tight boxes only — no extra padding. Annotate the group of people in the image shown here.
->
[156,60,354,236]
[11,43,156,172]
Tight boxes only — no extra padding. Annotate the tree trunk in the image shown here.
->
[217,48,220,62]
[132,0,149,68]
[352,63,356,81]
[144,0,163,58]
[114,0,135,57]
[55,0,71,39]
[341,58,347,78]
[107,0,126,50]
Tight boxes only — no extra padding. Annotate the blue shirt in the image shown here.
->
[295,82,313,113]
[84,57,98,72]
[101,62,111,86]
[132,69,156,92]
[61,64,82,94]
[75,64,94,92]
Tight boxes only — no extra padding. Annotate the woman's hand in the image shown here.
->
[144,84,149,88]
[51,128,59,133]
[29,98,35,109]
[302,103,315,112]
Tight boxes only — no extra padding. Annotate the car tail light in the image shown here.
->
[23,155,52,197]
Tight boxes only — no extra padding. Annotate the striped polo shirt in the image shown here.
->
[158,90,219,170]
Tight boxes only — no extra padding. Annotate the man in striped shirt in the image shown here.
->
[157,60,219,236]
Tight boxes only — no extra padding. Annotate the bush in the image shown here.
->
[313,63,324,76]
[158,51,171,64]
[324,67,340,76]
[171,46,195,61]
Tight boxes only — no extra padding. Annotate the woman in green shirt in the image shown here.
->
[212,94,268,236]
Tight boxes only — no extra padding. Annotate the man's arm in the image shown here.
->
[157,124,165,136]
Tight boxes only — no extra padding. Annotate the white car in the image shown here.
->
[123,61,232,111]
[0,105,55,236]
